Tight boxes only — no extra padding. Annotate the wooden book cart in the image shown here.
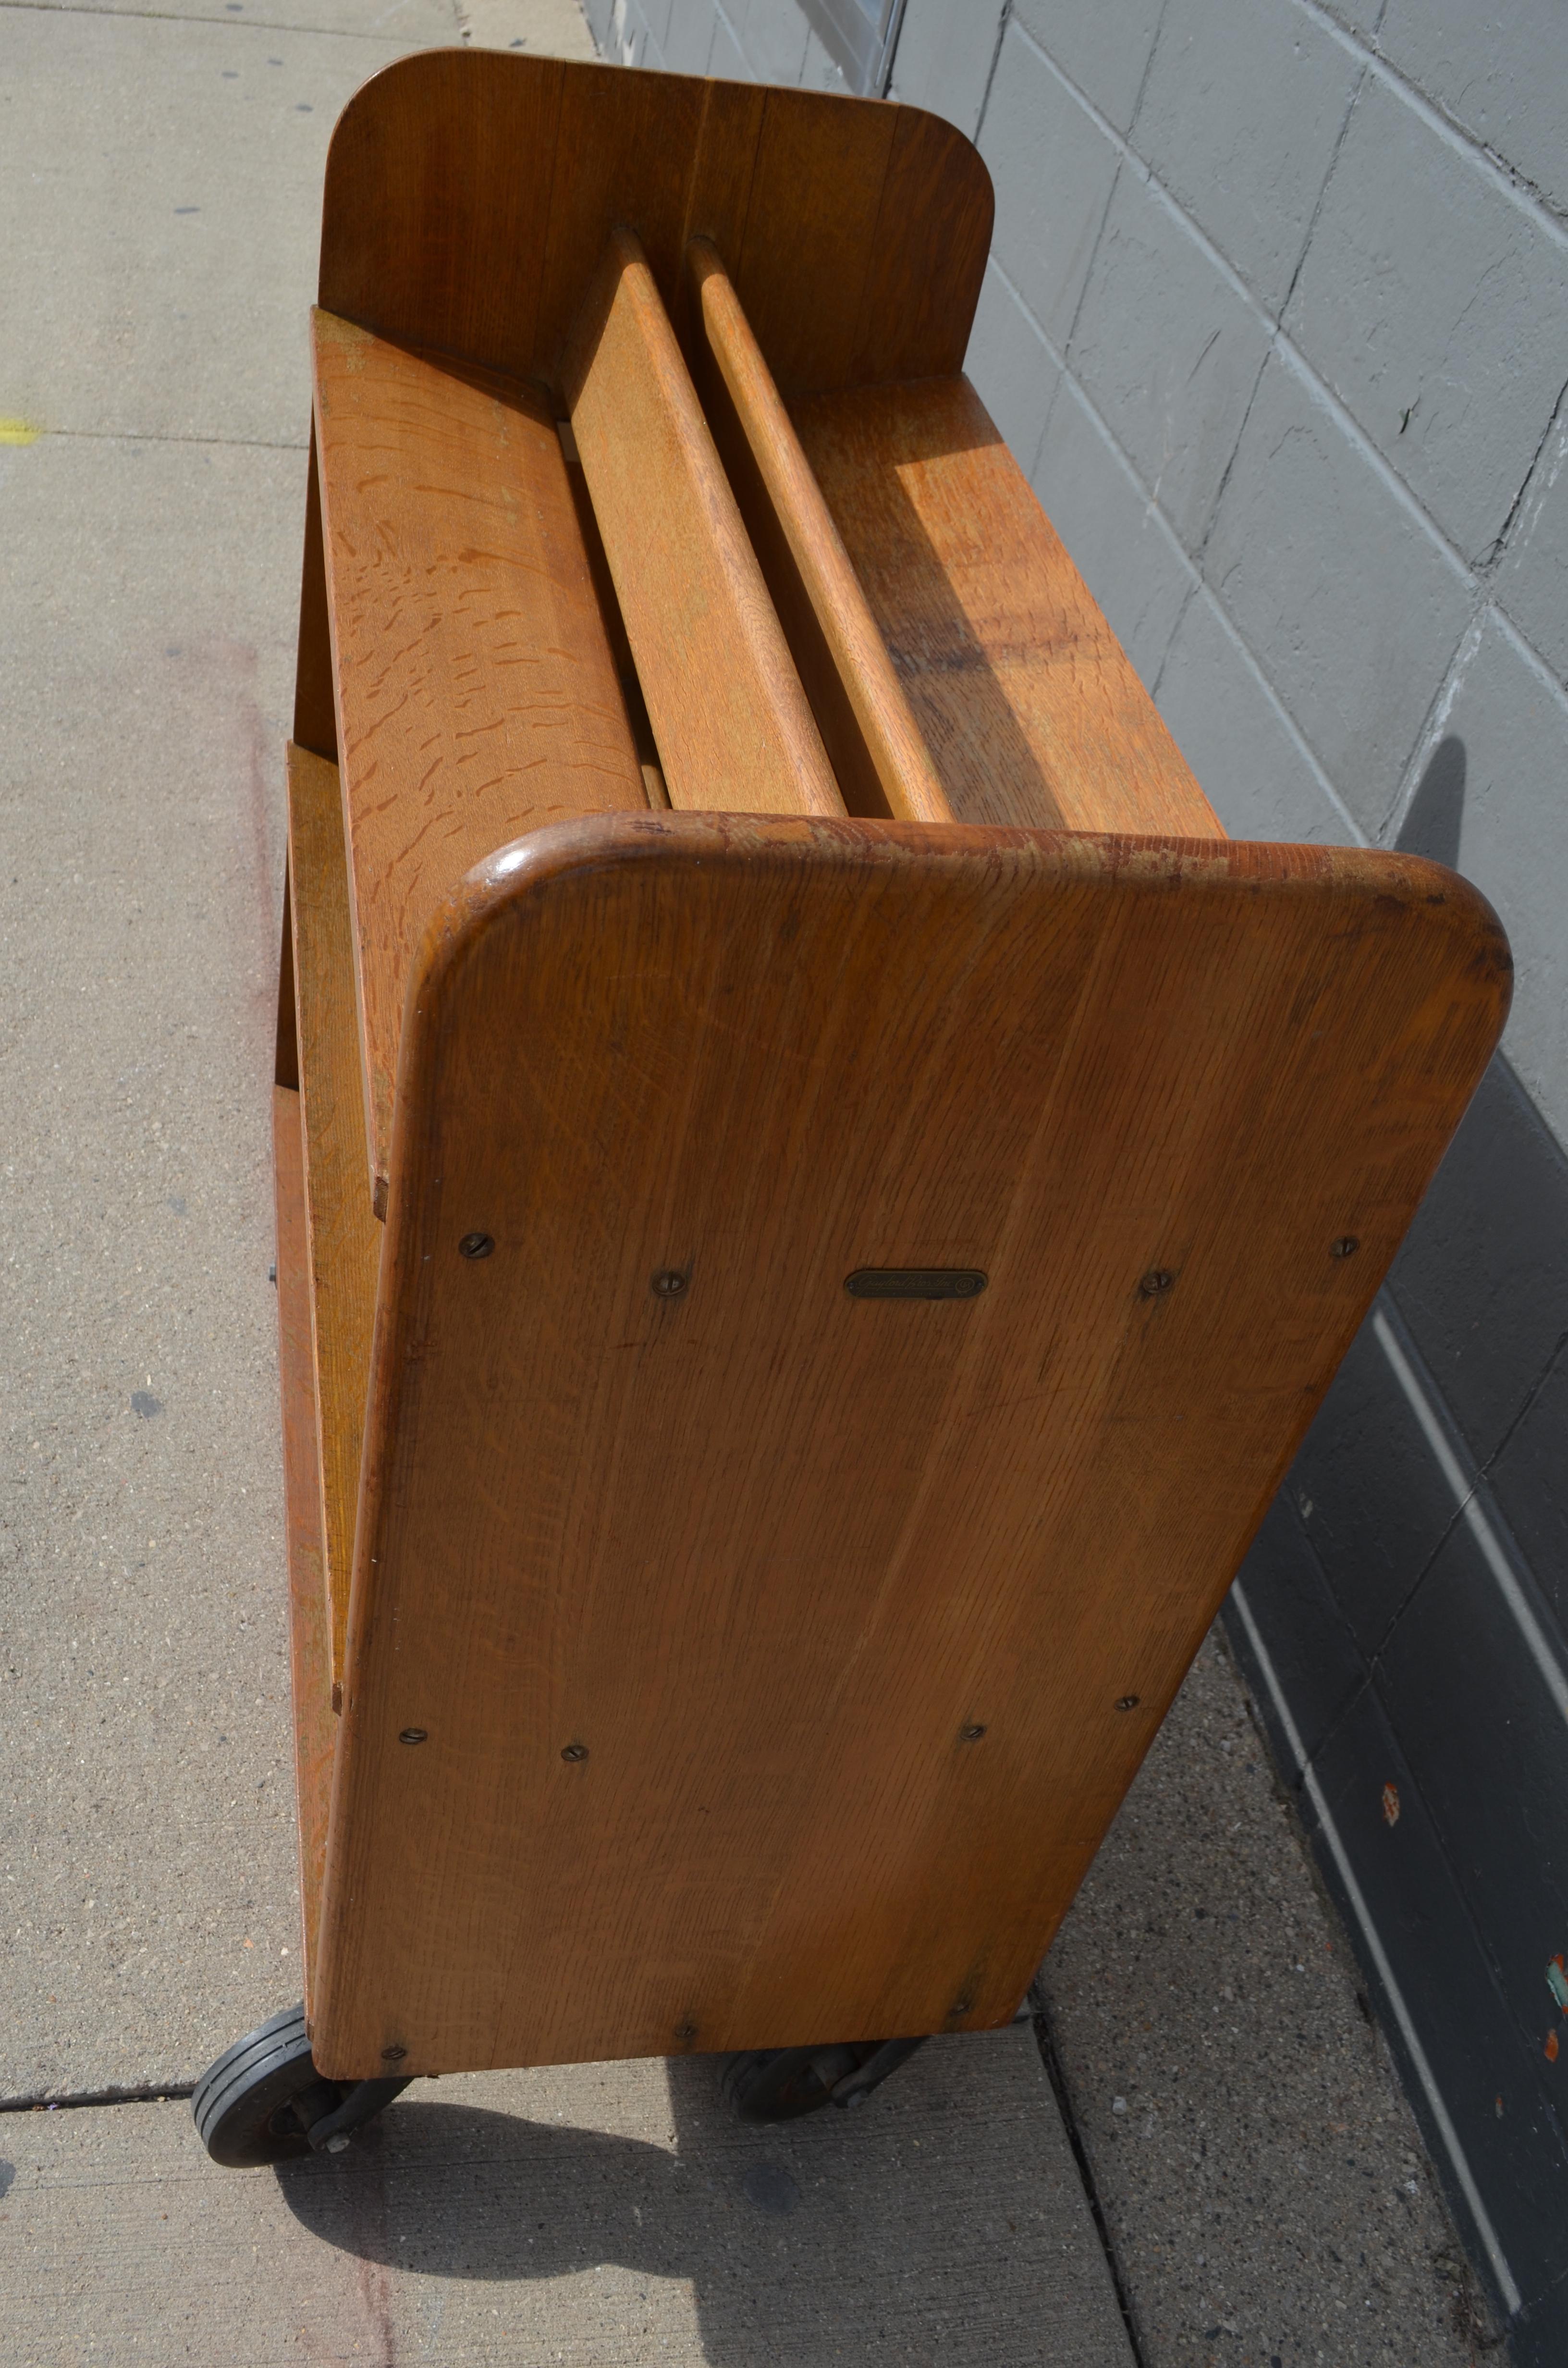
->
[195,51,1510,2167]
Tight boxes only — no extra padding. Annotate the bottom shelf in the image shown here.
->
[272,1081,337,2009]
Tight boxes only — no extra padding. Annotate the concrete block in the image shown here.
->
[661,0,715,71]
[707,6,745,78]
[979,23,1120,346]
[1032,373,1198,691]
[1132,0,1362,311]
[1496,402,1568,683]
[1379,0,1568,218]
[886,0,1005,138]
[963,257,1059,479]
[1202,350,1472,833]
[1285,75,1568,563]
[1401,613,1568,1142]
[800,24,850,91]
[0,2042,1136,2366]
[1068,168,1273,555]
[1010,0,1163,134]
[1152,586,1352,841]
[731,0,808,83]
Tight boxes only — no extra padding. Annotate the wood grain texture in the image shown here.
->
[791,376,1224,838]
[288,743,382,1690]
[273,1082,335,2007]
[316,52,990,396]
[309,812,1508,2078]
[688,240,951,826]
[312,306,647,1199]
[562,231,842,819]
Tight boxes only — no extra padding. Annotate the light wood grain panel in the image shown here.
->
[316,53,990,397]
[288,742,382,1691]
[791,376,1224,838]
[273,1082,335,2008]
[688,238,950,825]
[310,813,1507,2077]
[562,231,842,819]
[312,307,648,1200]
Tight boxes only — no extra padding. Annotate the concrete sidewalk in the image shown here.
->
[0,0,1494,2360]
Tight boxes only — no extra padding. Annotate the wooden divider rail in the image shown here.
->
[193,50,1509,2164]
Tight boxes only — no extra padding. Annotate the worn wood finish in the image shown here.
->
[316,52,990,398]
[562,230,841,819]
[309,813,1509,2079]
[312,306,648,1200]
[688,239,950,826]
[273,1082,335,2005]
[287,743,381,1689]
[791,376,1223,838]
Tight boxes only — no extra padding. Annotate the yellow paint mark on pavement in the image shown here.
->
[0,418,41,445]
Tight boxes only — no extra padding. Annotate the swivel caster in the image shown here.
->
[192,2002,412,2168]
[721,2036,925,2123]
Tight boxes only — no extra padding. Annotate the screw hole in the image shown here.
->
[380,2045,407,2063]
[1139,1269,1174,1299]
[399,1727,428,1746]
[651,1269,688,1299]
[960,1723,987,1743]
[458,1232,494,1260]
[561,1741,588,1763]
[1115,1695,1141,1713]
[1331,1235,1360,1259]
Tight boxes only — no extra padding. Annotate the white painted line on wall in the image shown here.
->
[1228,1579,1522,2318]
[1372,1306,1568,1734]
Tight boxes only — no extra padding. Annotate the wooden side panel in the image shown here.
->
[273,1081,335,2006]
[313,307,648,1198]
[792,376,1225,839]
[688,239,950,826]
[288,743,382,1690]
[316,51,991,395]
[310,814,1508,2079]
[562,232,843,819]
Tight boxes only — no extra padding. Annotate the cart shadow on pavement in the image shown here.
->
[274,2033,1083,2361]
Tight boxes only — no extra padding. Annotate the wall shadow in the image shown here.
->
[1395,732,1466,868]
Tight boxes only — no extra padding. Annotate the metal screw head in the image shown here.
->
[950,1994,974,2016]
[399,1727,428,1746]
[1331,1235,1360,1259]
[960,1723,987,1743]
[458,1232,494,1260]
[673,2020,698,2043]
[651,1269,688,1299]
[381,2045,407,2063]
[561,1741,588,1763]
[1139,1269,1175,1299]
[1115,1695,1141,1713]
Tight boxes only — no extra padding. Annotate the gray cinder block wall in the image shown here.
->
[578,0,1568,2353]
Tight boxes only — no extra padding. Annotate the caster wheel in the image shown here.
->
[721,2037,924,2123]
[193,2002,342,2169]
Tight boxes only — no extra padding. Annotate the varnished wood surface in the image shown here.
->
[309,812,1509,2078]
[273,1083,335,2007]
[318,52,992,400]
[312,306,647,1199]
[791,376,1223,838]
[688,238,951,826]
[287,743,381,1689]
[563,231,840,820]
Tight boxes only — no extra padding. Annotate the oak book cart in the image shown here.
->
[194,50,1510,2167]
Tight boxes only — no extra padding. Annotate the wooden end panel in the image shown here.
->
[312,307,648,1199]
[287,743,382,1691]
[273,1081,335,2008]
[561,231,842,820]
[687,239,951,826]
[317,53,990,398]
[792,377,1225,839]
[310,814,1507,2079]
